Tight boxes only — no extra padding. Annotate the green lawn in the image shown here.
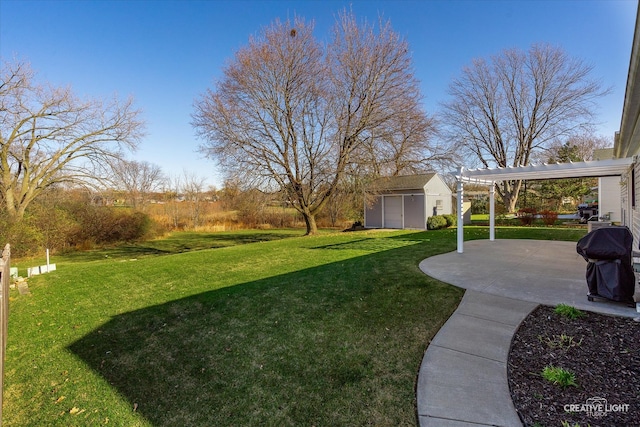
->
[3,227,585,426]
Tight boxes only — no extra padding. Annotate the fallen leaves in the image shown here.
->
[69,406,85,415]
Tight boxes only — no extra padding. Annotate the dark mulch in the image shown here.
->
[508,305,640,427]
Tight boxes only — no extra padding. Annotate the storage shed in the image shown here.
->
[364,173,453,230]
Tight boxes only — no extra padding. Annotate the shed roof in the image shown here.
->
[369,173,438,191]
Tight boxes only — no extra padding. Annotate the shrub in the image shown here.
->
[517,207,537,225]
[30,204,77,251]
[68,204,155,246]
[442,214,457,227]
[471,197,488,214]
[0,219,43,258]
[427,215,448,230]
[539,210,558,226]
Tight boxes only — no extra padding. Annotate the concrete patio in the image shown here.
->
[416,239,638,427]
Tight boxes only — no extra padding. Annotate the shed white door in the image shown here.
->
[384,196,403,228]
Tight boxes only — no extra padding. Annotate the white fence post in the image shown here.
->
[0,243,11,425]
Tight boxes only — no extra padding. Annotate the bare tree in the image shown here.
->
[0,60,145,222]
[193,11,430,234]
[441,44,609,212]
[110,159,166,209]
[161,175,183,229]
[355,105,451,177]
[541,129,612,162]
[181,171,207,229]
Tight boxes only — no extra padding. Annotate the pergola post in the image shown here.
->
[456,167,464,253]
[452,158,632,253]
[489,181,495,241]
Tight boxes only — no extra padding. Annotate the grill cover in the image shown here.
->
[576,226,635,302]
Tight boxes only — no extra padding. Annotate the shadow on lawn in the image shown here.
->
[60,231,299,262]
[67,232,461,426]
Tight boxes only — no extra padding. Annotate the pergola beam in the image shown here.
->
[453,157,634,253]
[462,157,633,181]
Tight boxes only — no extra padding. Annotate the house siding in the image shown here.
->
[633,162,640,247]
[621,172,628,228]
[599,176,622,222]
[620,161,640,249]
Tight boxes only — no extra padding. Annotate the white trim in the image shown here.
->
[381,195,385,228]
[454,158,634,253]
[489,183,495,241]
[363,192,367,227]
[459,158,633,182]
[456,167,464,253]
[402,194,405,229]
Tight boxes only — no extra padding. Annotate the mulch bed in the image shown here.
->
[508,305,640,427]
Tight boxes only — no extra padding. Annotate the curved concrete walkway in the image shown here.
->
[416,239,638,427]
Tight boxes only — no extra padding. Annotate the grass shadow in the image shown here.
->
[58,231,301,262]
[67,239,461,426]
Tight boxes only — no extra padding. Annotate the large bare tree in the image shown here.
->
[109,159,166,209]
[356,108,453,177]
[542,129,611,163]
[193,11,432,234]
[442,44,609,212]
[0,60,145,222]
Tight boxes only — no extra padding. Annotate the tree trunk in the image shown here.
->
[505,194,518,213]
[302,212,318,235]
[500,180,523,212]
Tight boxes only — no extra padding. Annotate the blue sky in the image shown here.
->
[1,0,637,188]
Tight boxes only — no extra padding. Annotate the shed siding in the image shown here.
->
[384,196,403,228]
[404,195,425,229]
[424,175,451,195]
[364,173,452,230]
[424,175,453,217]
[365,196,383,228]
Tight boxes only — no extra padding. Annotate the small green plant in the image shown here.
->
[539,333,583,350]
[561,421,590,427]
[542,365,578,388]
[554,303,585,319]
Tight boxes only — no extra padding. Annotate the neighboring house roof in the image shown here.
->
[593,148,615,161]
[369,173,438,191]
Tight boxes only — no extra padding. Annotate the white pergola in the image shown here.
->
[453,157,635,253]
